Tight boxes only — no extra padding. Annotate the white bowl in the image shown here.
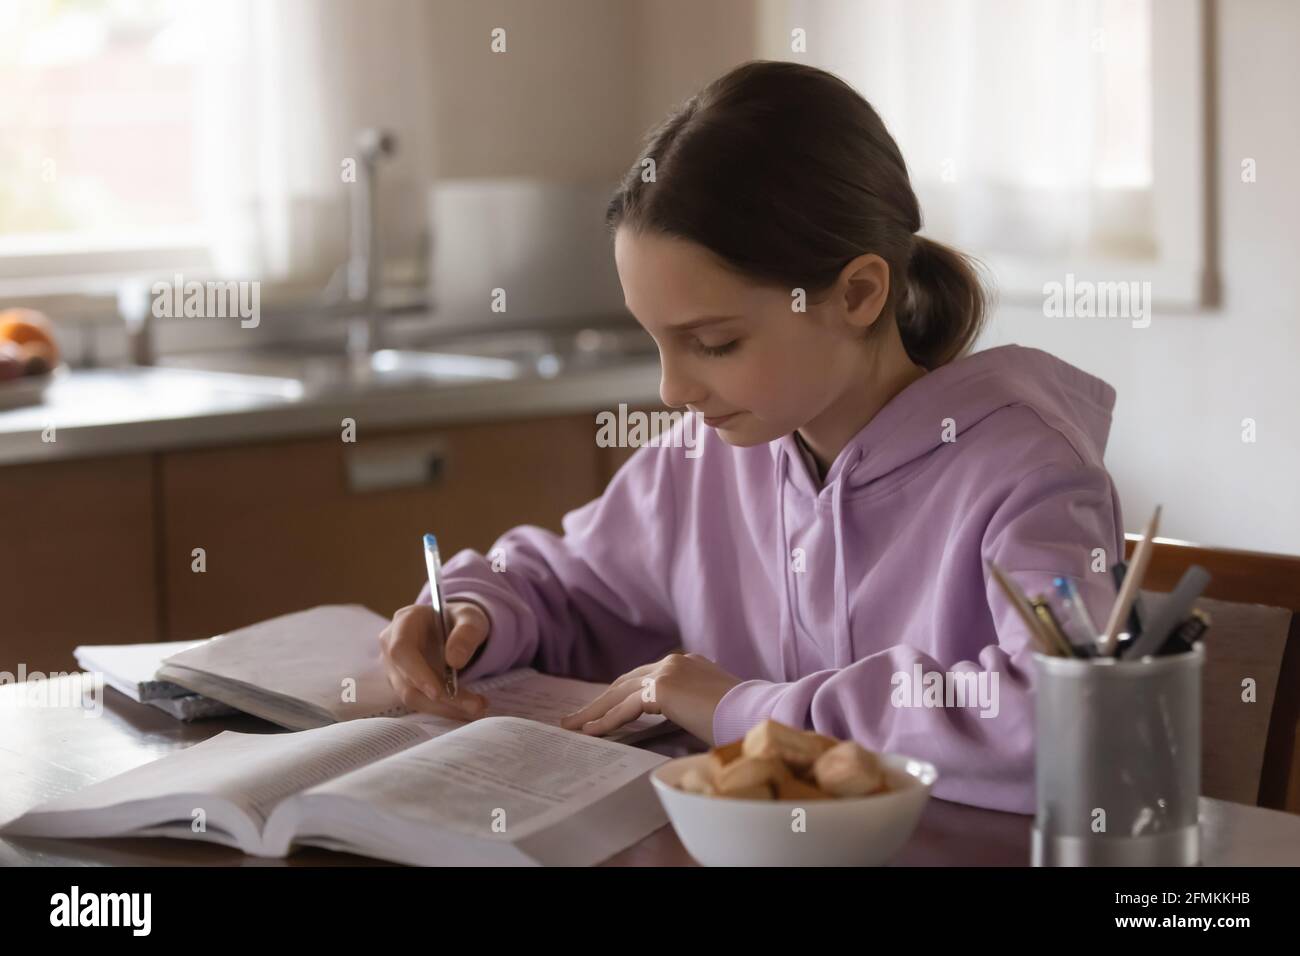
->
[651,752,938,866]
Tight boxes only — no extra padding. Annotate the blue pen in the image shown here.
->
[423,533,458,699]
[1054,576,1099,637]
[1051,576,1099,656]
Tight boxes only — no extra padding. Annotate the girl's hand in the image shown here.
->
[378,601,490,721]
[559,653,744,745]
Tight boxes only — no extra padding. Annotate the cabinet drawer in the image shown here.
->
[161,415,601,641]
[0,454,157,673]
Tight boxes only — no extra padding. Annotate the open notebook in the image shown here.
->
[152,604,673,746]
[0,712,669,866]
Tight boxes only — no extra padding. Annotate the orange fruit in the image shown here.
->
[0,341,24,381]
[0,308,59,366]
[20,341,57,376]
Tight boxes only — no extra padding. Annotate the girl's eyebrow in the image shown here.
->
[668,314,743,331]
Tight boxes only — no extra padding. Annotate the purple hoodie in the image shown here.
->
[416,344,1124,814]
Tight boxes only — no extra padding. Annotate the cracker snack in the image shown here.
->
[674,719,888,800]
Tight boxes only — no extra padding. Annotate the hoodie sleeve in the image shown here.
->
[711,458,1122,815]
[412,441,683,685]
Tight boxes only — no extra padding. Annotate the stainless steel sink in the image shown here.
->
[155,325,659,397]
[159,348,520,394]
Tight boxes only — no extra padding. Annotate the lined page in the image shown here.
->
[464,670,668,740]
[11,718,438,828]
[304,716,668,842]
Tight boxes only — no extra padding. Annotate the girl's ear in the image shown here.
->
[838,253,891,331]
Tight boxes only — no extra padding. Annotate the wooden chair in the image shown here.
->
[1124,534,1300,814]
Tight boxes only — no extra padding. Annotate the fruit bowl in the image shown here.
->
[0,362,67,411]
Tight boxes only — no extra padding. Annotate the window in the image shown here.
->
[0,0,436,299]
[0,0,212,282]
[763,0,1214,309]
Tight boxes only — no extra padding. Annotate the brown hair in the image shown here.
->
[606,60,988,369]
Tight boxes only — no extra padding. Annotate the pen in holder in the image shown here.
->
[1032,643,1203,866]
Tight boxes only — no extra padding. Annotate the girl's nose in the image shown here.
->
[658,353,706,410]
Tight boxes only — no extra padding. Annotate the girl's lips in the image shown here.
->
[702,411,741,427]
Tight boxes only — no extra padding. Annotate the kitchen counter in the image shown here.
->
[0,358,662,466]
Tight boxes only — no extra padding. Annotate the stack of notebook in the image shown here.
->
[73,641,240,721]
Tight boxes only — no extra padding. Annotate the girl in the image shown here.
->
[378,60,1122,815]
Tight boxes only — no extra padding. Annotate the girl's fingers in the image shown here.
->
[577,689,652,737]
[444,605,488,669]
[383,663,470,721]
[395,661,485,719]
[560,674,646,730]
[380,605,486,719]
[565,659,660,726]
[389,635,448,703]
[389,632,484,717]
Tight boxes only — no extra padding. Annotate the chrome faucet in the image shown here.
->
[345,128,397,357]
[117,278,155,366]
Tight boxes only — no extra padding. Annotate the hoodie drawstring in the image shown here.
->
[774,451,800,681]
[774,444,862,680]
[829,447,862,668]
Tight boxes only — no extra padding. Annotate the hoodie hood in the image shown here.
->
[772,344,1117,498]
[768,344,1117,681]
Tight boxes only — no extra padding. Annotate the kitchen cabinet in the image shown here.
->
[0,408,650,666]
[159,414,603,641]
[0,454,158,674]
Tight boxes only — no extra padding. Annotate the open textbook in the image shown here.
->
[0,712,669,866]
[151,604,673,745]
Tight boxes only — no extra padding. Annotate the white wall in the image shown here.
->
[980,0,1300,555]
[425,0,761,179]
[426,0,640,179]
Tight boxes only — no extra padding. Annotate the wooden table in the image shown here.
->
[3,677,1299,866]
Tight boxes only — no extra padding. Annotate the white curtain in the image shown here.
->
[777,0,1153,262]
[189,0,436,283]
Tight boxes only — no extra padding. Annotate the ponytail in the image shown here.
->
[895,236,989,369]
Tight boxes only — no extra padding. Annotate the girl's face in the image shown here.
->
[613,227,889,448]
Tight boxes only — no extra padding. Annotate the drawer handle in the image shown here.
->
[345,439,448,493]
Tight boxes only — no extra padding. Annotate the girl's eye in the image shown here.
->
[694,339,740,357]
